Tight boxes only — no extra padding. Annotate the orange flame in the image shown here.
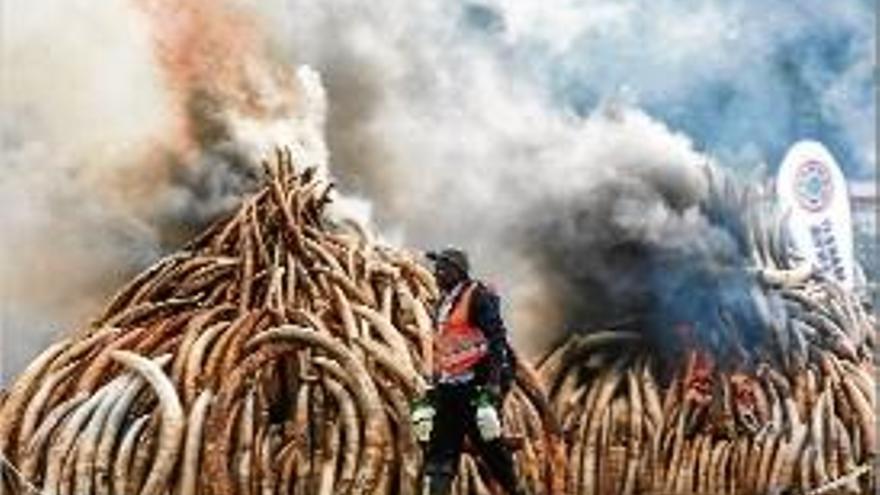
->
[132,0,300,156]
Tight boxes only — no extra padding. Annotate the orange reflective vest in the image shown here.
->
[434,282,489,379]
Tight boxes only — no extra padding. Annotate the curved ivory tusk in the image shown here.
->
[20,392,89,483]
[74,376,130,495]
[171,305,236,384]
[757,263,814,287]
[43,385,111,495]
[94,355,171,495]
[112,415,150,495]
[180,389,214,495]
[16,360,80,458]
[248,325,387,495]
[353,336,425,398]
[111,350,185,495]
[183,321,230,404]
[0,339,69,460]
[350,304,414,370]
[394,280,434,375]
[320,374,360,493]
[94,377,144,495]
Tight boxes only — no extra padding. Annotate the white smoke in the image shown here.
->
[257,0,715,354]
[0,0,329,383]
[0,0,172,382]
[1,0,872,380]
[253,0,872,355]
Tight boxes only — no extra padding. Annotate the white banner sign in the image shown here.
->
[776,140,854,288]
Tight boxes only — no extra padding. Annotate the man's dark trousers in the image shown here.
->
[422,381,520,495]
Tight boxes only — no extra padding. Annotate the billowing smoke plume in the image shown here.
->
[0,0,326,382]
[2,0,873,380]
[259,0,871,355]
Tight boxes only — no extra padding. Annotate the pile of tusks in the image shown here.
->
[0,150,562,495]
[539,310,876,495]
[535,175,878,495]
[0,150,875,495]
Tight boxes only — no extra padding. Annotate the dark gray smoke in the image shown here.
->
[517,159,708,328]
[517,161,793,368]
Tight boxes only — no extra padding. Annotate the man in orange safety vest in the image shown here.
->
[415,247,524,495]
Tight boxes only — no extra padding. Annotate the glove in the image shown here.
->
[411,397,436,443]
[474,388,502,441]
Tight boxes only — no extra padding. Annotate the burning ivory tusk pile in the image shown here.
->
[539,309,876,495]
[0,148,874,495]
[536,173,878,494]
[0,149,563,495]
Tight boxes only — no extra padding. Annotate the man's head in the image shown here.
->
[426,247,470,292]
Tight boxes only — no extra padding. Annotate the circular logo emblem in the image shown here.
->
[793,160,833,212]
